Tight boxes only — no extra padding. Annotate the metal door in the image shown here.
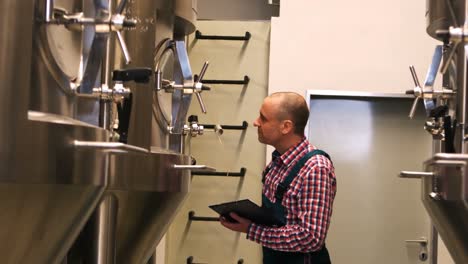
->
[306,91,432,264]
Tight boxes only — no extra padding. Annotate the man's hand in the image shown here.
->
[220,212,252,233]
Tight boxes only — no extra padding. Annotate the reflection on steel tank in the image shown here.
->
[0,0,211,263]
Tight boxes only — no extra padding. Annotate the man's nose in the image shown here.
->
[253,118,260,127]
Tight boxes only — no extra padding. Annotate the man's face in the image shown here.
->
[253,98,283,146]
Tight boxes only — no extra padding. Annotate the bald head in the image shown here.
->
[266,92,309,136]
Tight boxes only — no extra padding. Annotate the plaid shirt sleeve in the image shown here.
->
[246,159,335,253]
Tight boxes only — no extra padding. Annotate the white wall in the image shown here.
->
[269,1,453,263]
[270,0,439,94]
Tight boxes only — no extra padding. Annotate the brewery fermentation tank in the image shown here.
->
[401,0,468,263]
[0,0,204,263]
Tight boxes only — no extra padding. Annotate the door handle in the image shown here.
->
[405,237,428,261]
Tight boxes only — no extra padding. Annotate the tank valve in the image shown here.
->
[183,115,204,137]
[155,61,211,113]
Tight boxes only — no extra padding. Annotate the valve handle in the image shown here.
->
[197,61,209,82]
[116,31,132,64]
[195,92,207,114]
[408,65,422,119]
[193,61,210,113]
[115,0,128,15]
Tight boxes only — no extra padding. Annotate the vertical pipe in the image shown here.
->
[98,0,114,130]
[96,2,117,264]
[94,194,119,264]
[45,0,54,22]
[429,225,439,264]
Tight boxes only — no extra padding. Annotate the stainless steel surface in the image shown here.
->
[426,0,454,40]
[69,150,191,263]
[172,164,216,171]
[3,0,200,263]
[174,0,197,37]
[1,112,110,263]
[95,194,119,264]
[68,1,200,262]
[31,0,108,120]
[153,38,177,135]
[422,154,468,263]
[0,1,113,262]
[402,2,468,262]
[74,140,149,154]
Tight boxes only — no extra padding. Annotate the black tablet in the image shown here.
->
[209,199,284,226]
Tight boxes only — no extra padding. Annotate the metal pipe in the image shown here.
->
[399,171,434,179]
[172,165,216,171]
[45,0,54,23]
[95,194,119,264]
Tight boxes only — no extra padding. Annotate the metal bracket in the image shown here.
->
[186,256,208,264]
[194,75,250,85]
[201,121,249,131]
[195,30,251,41]
[191,167,247,177]
[188,211,219,222]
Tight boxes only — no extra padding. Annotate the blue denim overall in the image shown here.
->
[261,150,332,264]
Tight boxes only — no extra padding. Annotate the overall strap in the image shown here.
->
[275,149,331,202]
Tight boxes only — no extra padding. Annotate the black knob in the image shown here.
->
[429,105,448,118]
[435,29,450,39]
[112,67,152,83]
[405,89,415,95]
[188,115,199,123]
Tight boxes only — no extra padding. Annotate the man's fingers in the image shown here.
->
[229,212,245,222]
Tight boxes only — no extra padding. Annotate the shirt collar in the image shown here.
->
[272,137,309,167]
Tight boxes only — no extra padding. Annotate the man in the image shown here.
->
[220,92,337,264]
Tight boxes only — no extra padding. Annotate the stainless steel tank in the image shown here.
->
[2,0,198,263]
[404,1,468,263]
[0,1,109,263]
[66,0,201,263]
[423,154,468,263]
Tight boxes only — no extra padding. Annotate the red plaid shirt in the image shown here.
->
[247,138,336,253]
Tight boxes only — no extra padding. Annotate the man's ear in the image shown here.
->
[280,120,294,135]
